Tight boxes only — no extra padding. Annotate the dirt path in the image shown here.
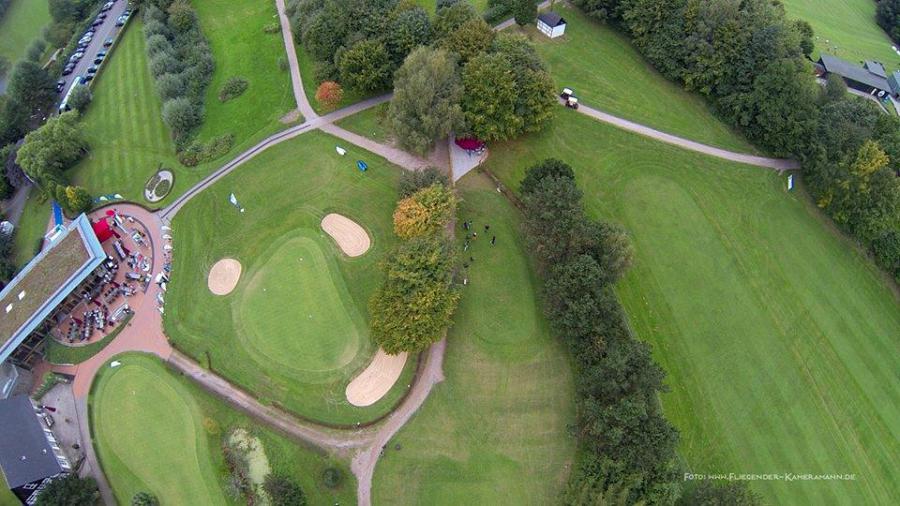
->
[574,102,799,170]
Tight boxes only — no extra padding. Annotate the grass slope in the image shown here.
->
[782,0,899,71]
[335,102,391,144]
[90,353,354,505]
[485,109,900,505]
[165,130,416,424]
[0,0,50,63]
[520,5,756,153]
[11,190,50,268]
[372,172,576,504]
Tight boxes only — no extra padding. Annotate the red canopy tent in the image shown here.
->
[92,218,114,243]
[455,137,485,151]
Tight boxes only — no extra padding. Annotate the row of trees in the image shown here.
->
[572,0,899,281]
[141,0,215,147]
[387,3,555,154]
[877,0,900,42]
[369,168,460,354]
[516,159,682,503]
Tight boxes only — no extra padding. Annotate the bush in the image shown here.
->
[26,39,47,63]
[322,467,343,489]
[145,34,172,57]
[177,133,234,166]
[218,76,248,102]
[131,492,160,506]
[162,97,202,137]
[155,73,186,101]
[263,22,280,34]
[67,84,92,112]
[264,474,306,506]
[399,167,450,197]
[150,51,181,76]
[872,230,900,282]
[34,475,99,505]
[393,183,458,239]
[153,179,171,198]
[314,81,343,109]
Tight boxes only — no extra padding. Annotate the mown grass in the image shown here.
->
[165,130,418,425]
[90,353,354,505]
[372,172,576,505]
[0,0,50,63]
[11,189,50,268]
[484,108,900,505]
[517,5,757,153]
[335,102,391,144]
[781,0,899,71]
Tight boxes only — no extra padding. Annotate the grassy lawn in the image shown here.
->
[0,0,50,63]
[372,172,576,504]
[335,102,391,144]
[782,0,899,71]
[518,5,758,154]
[165,130,418,425]
[192,0,295,141]
[485,108,900,505]
[11,189,50,268]
[45,314,133,365]
[90,353,354,505]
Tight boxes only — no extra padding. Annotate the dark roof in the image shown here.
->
[819,54,889,91]
[538,12,565,27]
[865,60,887,78]
[0,395,62,488]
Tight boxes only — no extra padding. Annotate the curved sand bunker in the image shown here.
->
[207,259,242,295]
[345,349,408,407]
[321,213,370,257]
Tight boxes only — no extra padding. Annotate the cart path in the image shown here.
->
[275,0,318,121]
[573,102,799,170]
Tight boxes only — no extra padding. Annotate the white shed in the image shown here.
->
[537,12,566,39]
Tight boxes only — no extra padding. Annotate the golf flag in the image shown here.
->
[357,160,368,172]
[336,146,347,156]
[787,174,794,191]
[229,193,245,213]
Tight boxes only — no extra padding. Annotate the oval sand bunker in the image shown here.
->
[345,349,408,407]
[208,259,242,295]
[321,213,370,257]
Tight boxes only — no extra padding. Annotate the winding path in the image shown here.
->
[52,4,803,506]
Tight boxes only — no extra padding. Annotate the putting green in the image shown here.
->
[235,230,366,381]
[92,355,226,505]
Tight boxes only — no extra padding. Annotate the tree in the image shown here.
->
[338,39,393,92]
[513,0,537,26]
[131,492,160,506]
[167,0,198,33]
[519,173,585,265]
[314,81,343,110]
[34,475,99,505]
[16,111,87,190]
[64,186,92,214]
[519,158,575,194]
[399,166,449,197]
[161,97,201,136]
[461,53,521,141]
[387,7,432,64]
[155,73,186,101]
[823,73,847,103]
[389,47,463,154]
[872,230,900,281]
[393,183,458,239]
[26,39,47,63]
[439,17,494,64]
[6,60,56,115]
[263,474,306,506]
[67,84,92,112]
[369,235,460,354]
[794,20,815,58]
[577,221,634,285]
[433,1,478,40]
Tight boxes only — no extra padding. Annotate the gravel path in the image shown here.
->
[274,0,318,121]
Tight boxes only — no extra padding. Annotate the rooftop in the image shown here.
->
[0,395,62,488]
[0,215,105,363]
[538,12,565,27]
[820,54,890,91]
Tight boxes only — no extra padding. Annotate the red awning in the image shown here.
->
[92,219,114,243]
[455,137,485,150]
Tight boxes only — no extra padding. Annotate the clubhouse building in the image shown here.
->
[0,215,108,398]
[815,53,900,97]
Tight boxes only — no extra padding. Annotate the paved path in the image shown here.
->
[0,182,31,227]
[352,339,446,506]
[574,102,799,170]
[274,0,318,121]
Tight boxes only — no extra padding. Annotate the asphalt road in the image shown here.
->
[57,0,129,106]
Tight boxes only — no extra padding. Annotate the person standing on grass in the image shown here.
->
[485,224,490,232]
[473,232,477,240]
[491,235,496,246]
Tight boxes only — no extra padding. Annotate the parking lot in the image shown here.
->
[57,0,129,107]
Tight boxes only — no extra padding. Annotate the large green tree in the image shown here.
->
[35,475,99,505]
[369,235,460,354]
[389,47,463,155]
[460,53,521,141]
[338,39,393,92]
[16,112,87,191]
[439,17,495,64]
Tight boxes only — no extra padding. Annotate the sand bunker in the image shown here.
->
[208,259,242,295]
[321,213,370,257]
[345,349,408,407]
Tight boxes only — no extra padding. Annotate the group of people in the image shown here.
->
[460,220,498,286]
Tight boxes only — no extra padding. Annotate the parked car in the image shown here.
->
[101,2,114,12]
[62,65,74,76]
[56,80,66,93]
[79,36,92,45]
[91,19,103,27]
[71,51,84,61]
[103,37,114,47]
[93,56,104,65]
[115,16,126,27]
[83,73,94,82]
[97,50,108,57]
[87,65,99,74]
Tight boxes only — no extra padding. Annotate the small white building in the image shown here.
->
[537,12,566,39]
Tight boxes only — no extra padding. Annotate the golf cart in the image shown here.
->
[560,87,579,109]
